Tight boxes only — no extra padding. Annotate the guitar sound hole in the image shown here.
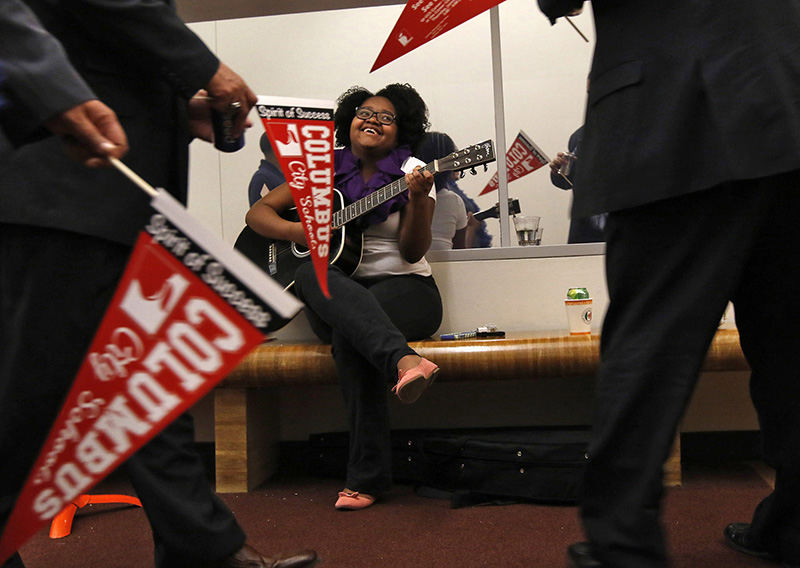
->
[290,243,311,258]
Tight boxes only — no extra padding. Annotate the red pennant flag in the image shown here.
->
[371,0,505,72]
[0,191,302,564]
[479,130,551,195]
[255,96,335,298]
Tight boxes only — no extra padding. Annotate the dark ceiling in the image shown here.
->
[175,0,406,23]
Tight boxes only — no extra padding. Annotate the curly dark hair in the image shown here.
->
[333,83,430,149]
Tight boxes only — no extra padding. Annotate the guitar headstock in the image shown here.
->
[435,140,496,174]
[473,197,521,222]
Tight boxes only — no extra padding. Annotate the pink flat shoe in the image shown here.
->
[392,357,439,404]
[335,490,376,511]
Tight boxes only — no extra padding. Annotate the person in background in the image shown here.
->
[538,1,800,567]
[247,83,442,512]
[416,131,470,250]
[454,185,493,248]
[416,131,493,249]
[548,125,606,243]
[0,1,317,567]
[248,132,286,206]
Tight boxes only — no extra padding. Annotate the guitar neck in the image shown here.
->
[473,198,521,222]
[332,161,437,228]
[473,205,499,222]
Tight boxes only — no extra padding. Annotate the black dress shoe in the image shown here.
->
[218,544,318,568]
[567,542,603,567]
[723,522,774,560]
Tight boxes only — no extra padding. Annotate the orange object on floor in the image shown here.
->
[49,494,142,539]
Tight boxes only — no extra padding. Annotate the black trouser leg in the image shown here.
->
[582,177,788,568]
[125,414,245,567]
[294,263,442,493]
[0,226,245,568]
[0,227,130,568]
[731,174,800,563]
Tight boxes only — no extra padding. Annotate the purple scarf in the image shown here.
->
[334,146,413,227]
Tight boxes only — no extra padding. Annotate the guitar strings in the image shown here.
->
[336,161,437,227]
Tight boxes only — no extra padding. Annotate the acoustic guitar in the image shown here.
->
[234,140,496,330]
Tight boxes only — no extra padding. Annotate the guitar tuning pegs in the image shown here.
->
[459,171,466,179]
[470,167,477,175]
[483,164,489,172]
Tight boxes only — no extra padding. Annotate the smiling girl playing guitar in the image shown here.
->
[245,83,444,512]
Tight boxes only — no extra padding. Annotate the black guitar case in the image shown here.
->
[306,426,590,508]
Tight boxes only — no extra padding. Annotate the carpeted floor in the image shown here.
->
[19,462,775,568]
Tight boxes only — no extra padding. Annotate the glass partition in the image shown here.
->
[186,0,603,259]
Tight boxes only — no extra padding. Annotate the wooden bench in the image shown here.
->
[214,329,749,493]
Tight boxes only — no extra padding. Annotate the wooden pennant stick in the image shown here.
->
[565,16,590,43]
[110,157,158,197]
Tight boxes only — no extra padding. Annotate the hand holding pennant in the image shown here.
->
[0,160,302,564]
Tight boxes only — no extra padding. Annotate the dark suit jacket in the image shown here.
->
[0,0,220,245]
[539,0,800,218]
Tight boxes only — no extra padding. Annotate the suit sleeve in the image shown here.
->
[0,0,96,149]
[537,0,585,24]
[58,0,220,98]
[0,0,95,121]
